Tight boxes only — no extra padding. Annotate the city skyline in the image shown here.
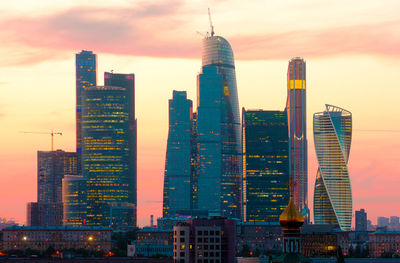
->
[0,0,400,227]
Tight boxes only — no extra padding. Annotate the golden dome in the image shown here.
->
[279,197,304,228]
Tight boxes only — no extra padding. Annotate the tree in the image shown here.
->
[336,246,345,263]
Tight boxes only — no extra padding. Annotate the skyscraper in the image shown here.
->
[82,85,136,227]
[242,109,289,222]
[104,71,137,220]
[313,104,352,231]
[27,150,79,226]
[285,57,308,220]
[76,50,97,154]
[62,175,87,226]
[197,33,242,219]
[163,91,193,217]
[355,209,367,231]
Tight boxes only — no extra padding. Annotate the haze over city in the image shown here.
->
[0,0,399,227]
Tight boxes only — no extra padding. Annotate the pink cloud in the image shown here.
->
[1,4,400,66]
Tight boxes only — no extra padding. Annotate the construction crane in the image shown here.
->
[21,129,62,151]
[208,8,214,36]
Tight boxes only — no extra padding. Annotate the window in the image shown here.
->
[180,231,185,235]
[180,237,185,242]
[198,230,203,235]
[180,244,185,250]
[180,252,185,257]
[210,231,214,235]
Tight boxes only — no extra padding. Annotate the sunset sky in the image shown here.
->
[0,0,399,227]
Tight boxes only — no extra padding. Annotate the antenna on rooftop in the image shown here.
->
[208,8,214,36]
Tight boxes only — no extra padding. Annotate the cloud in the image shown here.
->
[0,2,399,66]
[230,20,400,60]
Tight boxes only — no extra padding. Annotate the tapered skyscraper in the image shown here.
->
[163,91,193,217]
[197,31,242,219]
[76,50,97,154]
[285,58,308,220]
[313,104,352,231]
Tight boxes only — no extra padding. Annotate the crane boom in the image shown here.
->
[208,8,214,36]
[21,129,62,151]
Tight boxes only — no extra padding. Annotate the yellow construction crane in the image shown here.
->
[21,129,62,151]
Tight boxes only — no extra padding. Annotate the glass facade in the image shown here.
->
[82,86,135,227]
[313,104,352,231]
[62,175,87,226]
[285,57,309,220]
[104,72,137,218]
[76,50,97,154]
[242,109,289,222]
[163,91,193,217]
[197,36,242,219]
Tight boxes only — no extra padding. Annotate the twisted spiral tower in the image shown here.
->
[313,104,353,231]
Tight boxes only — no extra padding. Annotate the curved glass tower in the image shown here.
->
[197,35,242,219]
[313,104,352,231]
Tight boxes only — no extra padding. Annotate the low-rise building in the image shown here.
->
[236,222,282,253]
[134,227,173,257]
[173,217,236,263]
[2,226,111,252]
[369,231,400,258]
[301,224,337,257]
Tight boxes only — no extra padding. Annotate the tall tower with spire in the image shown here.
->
[196,12,242,219]
[285,57,309,221]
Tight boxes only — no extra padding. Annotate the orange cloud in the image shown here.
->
[1,4,399,66]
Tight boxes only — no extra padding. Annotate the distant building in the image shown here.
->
[62,175,87,226]
[377,217,390,228]
[313,105,353,231]
[0,218,17,230]
[2,226,111,253]
[173,217,236,263]
[82,85,136,227]
[27,202,63,227]
[76,50,97,154]
[134,227,173,257]
[355,209,367,231]
[28,150,79,227]
[163,91,193,218]
[390,216,399,226]
[369,230,400,258]
[367,219,375,231]
[242,109,289,223]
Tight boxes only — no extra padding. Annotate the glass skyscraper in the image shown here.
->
[62,175,87,226]
[285,58,309,220]
[313,104,352,231]
[76,50,97,154]
[197,35,242,219]
[82,85,136,227]
[104,71,137,221]
[163,91,193,217]
[242,109,289,222]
